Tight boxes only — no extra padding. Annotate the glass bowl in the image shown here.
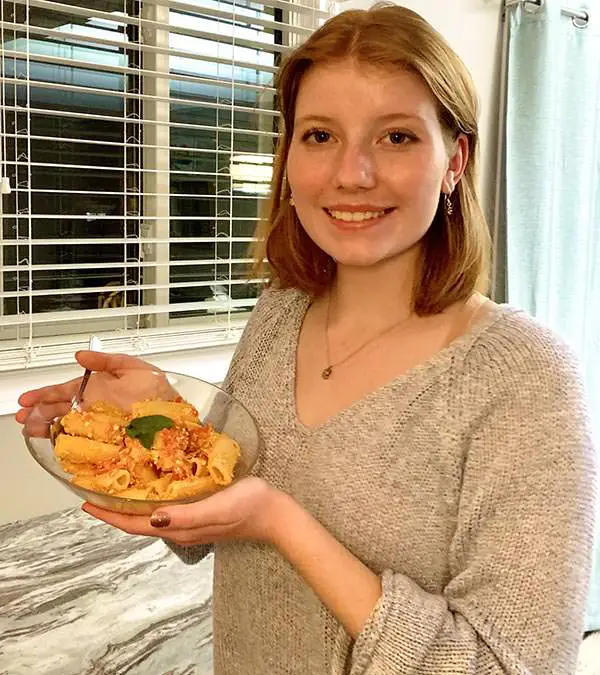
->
[23,370,261,515]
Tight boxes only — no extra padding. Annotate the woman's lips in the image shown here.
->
[324,207,395,230]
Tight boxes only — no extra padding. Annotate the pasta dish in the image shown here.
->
[51,397,241,500]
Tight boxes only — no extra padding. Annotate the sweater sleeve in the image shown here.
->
[165,287,276,564]
[333,328,597,674]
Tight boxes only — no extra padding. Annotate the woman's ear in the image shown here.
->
[442,133,469,193]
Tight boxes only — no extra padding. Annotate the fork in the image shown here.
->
[50,336,102,443]
[71,335,103,411]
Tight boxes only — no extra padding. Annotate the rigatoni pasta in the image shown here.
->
[55,434,122,464]
[51,397,241,500]
[130,399,199,425]
[208,435,242,485]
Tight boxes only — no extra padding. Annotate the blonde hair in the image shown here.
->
[253,2,490,314]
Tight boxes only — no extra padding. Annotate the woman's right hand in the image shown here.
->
[16,351,172,437]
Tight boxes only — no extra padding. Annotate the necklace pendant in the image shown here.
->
[321,366,333,380]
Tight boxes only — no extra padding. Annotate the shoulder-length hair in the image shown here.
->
[252,2,490,314]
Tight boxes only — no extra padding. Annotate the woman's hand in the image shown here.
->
[16,351,173,437]
[82,477,282,547]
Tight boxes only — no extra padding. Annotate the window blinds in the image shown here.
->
[0,0,328,370]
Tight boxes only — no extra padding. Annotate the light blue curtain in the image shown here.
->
[503,0,600,632]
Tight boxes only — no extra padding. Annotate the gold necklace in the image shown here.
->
[321,292,414,380]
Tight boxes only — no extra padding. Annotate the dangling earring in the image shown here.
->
[289,196,295,207]
[444,192,453,216]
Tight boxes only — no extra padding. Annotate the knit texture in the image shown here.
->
[170,288,597,675]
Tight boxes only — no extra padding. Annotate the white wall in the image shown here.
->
[2,415,82,522]
[336,0,505,221]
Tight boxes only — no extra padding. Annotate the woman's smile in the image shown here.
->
[324,205,397,231]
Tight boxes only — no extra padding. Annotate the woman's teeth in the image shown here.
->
[328,209,386,222]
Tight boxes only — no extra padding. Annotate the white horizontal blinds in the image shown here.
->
[0,0,328,369]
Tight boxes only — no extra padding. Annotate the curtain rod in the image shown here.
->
[504,0,589,25]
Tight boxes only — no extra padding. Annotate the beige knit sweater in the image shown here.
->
[171,288,597,675]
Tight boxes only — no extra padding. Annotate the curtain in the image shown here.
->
[502,0,600,632]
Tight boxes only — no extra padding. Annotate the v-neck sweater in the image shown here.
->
[171,287,597,675]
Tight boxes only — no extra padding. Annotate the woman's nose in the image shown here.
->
[333,144,376,191]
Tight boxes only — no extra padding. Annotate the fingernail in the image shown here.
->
[150,512,171,528]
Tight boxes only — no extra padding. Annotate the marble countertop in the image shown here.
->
[0,508,213,675]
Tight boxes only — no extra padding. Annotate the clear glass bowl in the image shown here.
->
[23,370,261,515]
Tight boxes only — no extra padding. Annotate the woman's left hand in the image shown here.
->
[82,477,283,547]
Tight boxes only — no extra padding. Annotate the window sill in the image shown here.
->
[0,344,236,417]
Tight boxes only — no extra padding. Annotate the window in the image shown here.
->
[0,0,328,370]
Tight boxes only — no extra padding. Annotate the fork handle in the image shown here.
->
[72,369,92,408]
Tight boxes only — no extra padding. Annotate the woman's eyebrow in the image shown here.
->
[375,112,426,125]
[295,112,426,126]
[295,115,335,126]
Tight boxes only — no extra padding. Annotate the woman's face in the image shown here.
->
[286,59,467,269]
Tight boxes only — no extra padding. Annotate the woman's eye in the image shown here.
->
[386,131,412,145]
[303,129,331,144]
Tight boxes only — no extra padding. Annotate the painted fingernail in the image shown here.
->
[150,512,171,528]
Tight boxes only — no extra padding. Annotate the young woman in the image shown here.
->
[17,5,596,674]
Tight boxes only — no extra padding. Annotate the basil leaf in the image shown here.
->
[126,414,174,449]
